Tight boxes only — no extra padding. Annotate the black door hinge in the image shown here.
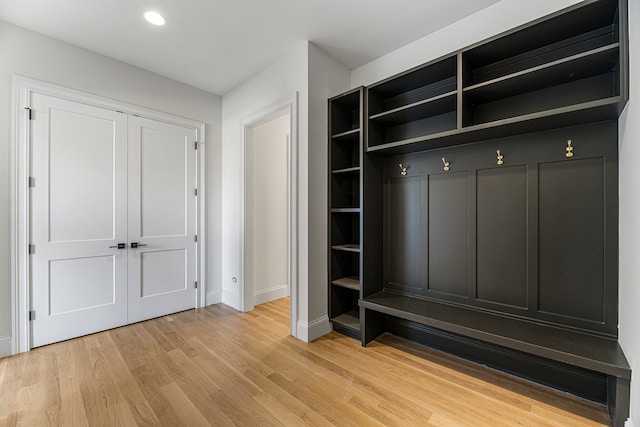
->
[29,311,35,321]
[194,141,198,150]
[28,244,34,255]
[194,235,198,242]
[28,177,35,187]
[25,107,32,120]
[195,281,198,289]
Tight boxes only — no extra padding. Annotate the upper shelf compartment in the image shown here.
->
[463,0,620,87]
[461,0,622,128]
[367,56,457,149]
[365,0,627,156]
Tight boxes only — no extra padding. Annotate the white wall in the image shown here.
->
[221,42,307,313]
[221,41,350,341]
[250,113,290,305]
[351,0,580,87]
[350,0,638,424]
[0,21,223,357]
[619,0,640,423]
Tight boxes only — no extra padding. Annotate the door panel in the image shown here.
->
[127,116,197,323]
[140,250,187,297]
[140,126,188,238]
[49,108,117,242]
[49,256,116,314]
[31,93,128,347]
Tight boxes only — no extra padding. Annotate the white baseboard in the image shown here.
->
[254,284,289,306]
[221,289,241,311]
[205,290,222,306]
[0,335,12,358]
[297,315,332,343]
[625,418,634,427]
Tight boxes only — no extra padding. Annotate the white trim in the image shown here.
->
[253,284,289,306]
[221,289,240,309]
[10,75,207,354]
[206,290,222,305]
[239,94,299,338]
[196,125,207,310]
[624,419,635,427]
[296,316,332,343]
[0,336,11,358]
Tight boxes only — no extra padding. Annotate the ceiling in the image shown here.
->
[0,0,500,95]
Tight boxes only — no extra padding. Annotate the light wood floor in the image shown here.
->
[0,297,610,426]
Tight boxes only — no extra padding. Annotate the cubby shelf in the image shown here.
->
[331,208,360,213]
[332,311,360,332]
[331,166,360,175]
[331,276,361,291]
[332,128,360,139]
[331,243,360,253]
[369,91,457,126]
[463,43,619,102]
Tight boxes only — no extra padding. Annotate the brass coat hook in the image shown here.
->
[441,157,450,171]
[497,149,504,165]
[566,139,574,158]
[398,163,407,176]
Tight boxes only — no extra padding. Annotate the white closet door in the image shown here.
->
[127,116,198,323]
[31,93,128,347]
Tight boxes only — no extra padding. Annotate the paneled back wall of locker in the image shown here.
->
[382,120,618,336]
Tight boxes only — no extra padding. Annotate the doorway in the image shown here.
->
[241,98,298,337]
[245,111,291,307]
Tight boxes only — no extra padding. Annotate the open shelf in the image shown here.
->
[330,91,361,136]
[368,55,457,115]
[462,0,620,79]
[331,208,360,213]
[463,44,619,102]
[332,311,360,331]
[331,172,360,209]
[332,166,360,175]
[332,128,360,139]
[332,276,361,291]
[331,243,360,253]
[370,91,457,126]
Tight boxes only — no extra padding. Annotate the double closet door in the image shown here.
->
[30,93,198,347]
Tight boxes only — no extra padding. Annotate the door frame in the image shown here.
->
[10,76,207,354]
[240,95,299,337]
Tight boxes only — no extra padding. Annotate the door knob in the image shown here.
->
[109,243,126,249]
[130,242,148,248]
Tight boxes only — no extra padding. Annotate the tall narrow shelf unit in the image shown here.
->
[328,87,364,339]
[328,1,631,425]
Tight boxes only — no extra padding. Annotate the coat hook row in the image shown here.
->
[401,140,572,176]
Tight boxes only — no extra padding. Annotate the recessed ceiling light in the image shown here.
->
[144,11,166,26]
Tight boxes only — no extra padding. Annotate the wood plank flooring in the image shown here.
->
[0,297,610,426]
